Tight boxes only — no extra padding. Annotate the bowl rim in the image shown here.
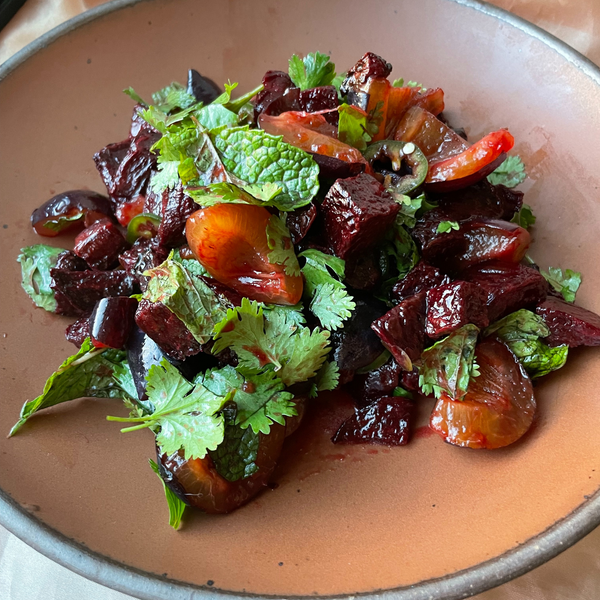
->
[1,0,600,598]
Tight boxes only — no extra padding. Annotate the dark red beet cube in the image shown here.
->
[332,396,415,446]
[310,153,366,184]
[340,52,392,95]
[90,297,138,349]
[371,293,426,370]
[286,203,317,245]
[74,219,129,270]
[321,173,399,259]
[536,297,600,347]
[462,261,548,322]
[65,317,91,348]
[253,70,297,118]
[118,238,169,290]
[135,299,202,361]
[349,358,402,407]
[344,251,382,291]
[391,260,450,304]
[426,281,489,338]
[55,250,88,271]
[401,368,420,392]
[157,183,197,248]
[299,86,339,124]
[50,269,137,317]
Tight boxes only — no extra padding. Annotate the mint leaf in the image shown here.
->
[338,103,372,151]
[195,104,238,131]
[511,203,536,229]
[437,220,460,234]
[484,309,568,378]
[288,51,336,90]
[143,253,227,344]
[151,82,197,113]
[541,267,582,303]
[418,324,480,400]
[17,245,64,312]
[148,459,186,529]
[212,126,320,209]
[266,214,301,276]
[10,339,135,436]
[186,181,288,210]
[212,298,331,387]
[487,155,526,188]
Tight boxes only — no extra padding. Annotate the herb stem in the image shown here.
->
[120,423,153,433]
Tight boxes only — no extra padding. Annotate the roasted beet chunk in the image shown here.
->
[74,219,129,270]
[310,153,366,184]
[536,297,600,347]
[31,190,114,237]
[371,293,426,370]
[135,299,202,361]
[55,250,89,271]
[350,358,402,407]
[118,238,169,289]
[50,269,137,317]
[286,203,317,245]
[187,68,222,104]
[330,297,387,384]
[426,281,489,338]
[157,183,198,248]
[200,277,243,309]
[130,104,159,138]
[321,173,399,259]
[340,52,392,95]
[299,86,339,124]
[253,70,296,117]
[90,297,138,349]
[332,397,415,445]
[391,261,450,304]
[344,251,382,291]
[462,261,548,322]
[65,317,91,348]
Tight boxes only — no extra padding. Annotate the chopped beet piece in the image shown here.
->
[118,238,169,289]
[309,153,366,183]
[299,86,339,124]
[200,276,243,308]
[90,297,138,349]
[31,190,114,237]
[401,368,420,392]
[321,173,399,259]
[340,52,392,95]
[50,269,137,317]
[130,104,160,138]
[65,317,91,348]
[253,71,297,118]
[350,358,402,407]
[262,88,301,116]
[93,139,130,203]
[330,297,387,384]
[135,299,202,361]
[462,261,548,322]
[426,281,489,338]
[332,397,415,445]
[286,203,317,245]
[344,251,382,291]
[371,293,426,370]
[391,260,450,304]
[55,250,88,271]
[187,68,222,104]
[536,297,600,347]
[73,219,129,270]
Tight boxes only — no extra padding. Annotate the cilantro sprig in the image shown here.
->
[487,155,526,188]
[288,51,336,90]
[541,267,582,303]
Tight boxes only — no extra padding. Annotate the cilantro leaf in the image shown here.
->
[314,360,340,393]
[212,127,320,209]
[212,82,265,114]
[123,87,147,106]
[266,214,301,276]
[17,245,64,312]
[288,51,336,90]
[511,203,536,229]
[395,193,435,229]
[437,220,460,234]
[212,298,331,387]
[392,78,426,90]
[418,324,480,400]
[10,339,135,436]
[338,103,372,151]
[143,253,227,344]
[149,161,180,193]
[541,267,582,303]
[299,249,355,330]
[148,459,186,529]
[487,155,526,188]
[484,309,568,378]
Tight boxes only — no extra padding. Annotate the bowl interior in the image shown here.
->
[1,0,600,596]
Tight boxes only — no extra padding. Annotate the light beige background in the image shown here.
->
[0,1,599,599]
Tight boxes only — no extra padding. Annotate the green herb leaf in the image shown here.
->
[186,181,288,210]
[266,214,301,276]
[212,127,320,209]
[143,253,227,345]
[195,104,238,131]
[487,155,526,188]
[10,339,135,436]
[151,82,197,113]
[337,103,372,151]
[418,324,480,400]
[484,309,568,378]
[314,360,340,393]
[392,78,426,90]
[436,220,460,234]
[17,245,64,312]
[392,386,414,399]
[288,51,336,90]
[148,459,187,529]
[395,193,434,229]
[511,203,536,229]
[541,267,582,303]
[123,87,148,106]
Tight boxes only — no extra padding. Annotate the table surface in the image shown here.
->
[1,1,599,599]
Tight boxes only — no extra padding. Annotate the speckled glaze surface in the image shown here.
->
[1,0,600,598]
